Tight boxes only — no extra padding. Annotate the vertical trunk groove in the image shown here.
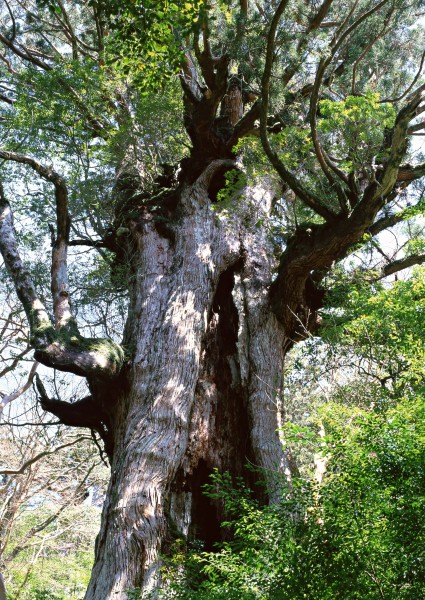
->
[85,183,290,598]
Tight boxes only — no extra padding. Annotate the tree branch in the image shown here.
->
[0,183,124,379]
[381,49,425,104]
[68,238,107,248]
[309,57,351,212]
[0,361,39,420]
[351,7,394,95]
[375,90,425,199]
[0,436,92,476]
[397,162,425,182]
[408,120,425,134]
[0,183,52,344]
[260,0,337,222]
[228,100,261,147]
[0,149,72,328]
[374,253,425,280]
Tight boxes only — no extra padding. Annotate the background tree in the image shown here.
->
[0,382,109,600]
[0,0,425,597]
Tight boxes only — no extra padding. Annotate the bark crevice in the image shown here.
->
[168,257,268,554]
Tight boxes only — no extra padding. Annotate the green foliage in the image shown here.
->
[274,126,313,170]
[318,92,396,172]
[6,504,101,600]
[325,268,425,398]
[216,169,247,206]
[102,0,203,91]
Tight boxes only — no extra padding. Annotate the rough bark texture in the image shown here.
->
[84,177,291,598]
[1,3,425,599]
[0,573,6,600]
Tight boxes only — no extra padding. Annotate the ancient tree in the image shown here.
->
[1,0,425,597]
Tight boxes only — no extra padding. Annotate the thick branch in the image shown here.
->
[0,184,52,343]
[181,52,203,103]
[397,162,425,182]
[373,91,424,200]
[193,9,219,92]
[368,211,409,237]
[194,159,236,191]
[0,574,6,600]
[36,374,114,455]
[307,0,334,32]
[380,253,425,278]
[408,120,425,134]
[0,184,124,379]
[0,149,72,328]
[68,238,107,248]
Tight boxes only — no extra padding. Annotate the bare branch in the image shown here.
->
[0,361,39,420]
[0,437,92,476]
[0,348,31,379]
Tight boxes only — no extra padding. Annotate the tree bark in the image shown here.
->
[0,573,6,600]
[84,175,292,598]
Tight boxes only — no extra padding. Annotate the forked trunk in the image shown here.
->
[85,177,292,599]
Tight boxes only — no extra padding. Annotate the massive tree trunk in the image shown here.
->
[85,168,293,598]
[2,5,423,598]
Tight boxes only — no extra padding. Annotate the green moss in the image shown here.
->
[30,315,124,372]
[59,331,125,366]
[30,313,56,346]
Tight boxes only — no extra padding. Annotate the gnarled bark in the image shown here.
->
[84,174,293,598]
